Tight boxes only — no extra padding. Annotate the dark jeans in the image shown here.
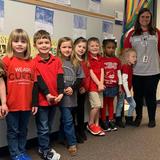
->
[76,93,86,131]
[6,111,31,158]
[35,106,56,153]
[59,106,77,146]
[132,74,159,122]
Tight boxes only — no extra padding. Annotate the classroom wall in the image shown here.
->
[0,0,124,148]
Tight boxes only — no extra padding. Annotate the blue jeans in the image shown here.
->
[116,93,136,117]
[6,111,31,158]
[59,106,77,146]
[35,106,56,153]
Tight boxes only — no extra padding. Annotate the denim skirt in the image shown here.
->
[103,86,119,97]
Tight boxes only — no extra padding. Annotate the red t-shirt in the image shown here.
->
[122,64,133,91]
[34,54,63,106]
[88,52,103,92]
[3,56,36,112]
[103,56,121,87]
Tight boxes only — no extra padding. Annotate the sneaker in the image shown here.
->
[96,126,105,136]
[20,153,32,160]
[100,121,108,131]
[42,149,61,160]
[86,124,101,135]
[11,155,24,160]
[105,121,111,132]
[68,145,77,156]
[109,120,117,131]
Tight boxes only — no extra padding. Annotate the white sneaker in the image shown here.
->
[47,149,61,160]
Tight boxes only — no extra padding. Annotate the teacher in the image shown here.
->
[124,8,160,128]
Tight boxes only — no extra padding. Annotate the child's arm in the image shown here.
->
[122,73,131,97]
[117,69,123,94]
[90,69,104,91]
[0,77,8,118]
[54,74,64,103]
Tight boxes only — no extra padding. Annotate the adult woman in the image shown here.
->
[124,8,160,128]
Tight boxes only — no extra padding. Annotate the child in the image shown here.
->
[0,60,8,118]
[101,38,122,131]
[2,28,38,160]
[87,37,105,136]
[73,37,89,143]
[116,48,137,126]
[33,30,64,160]
[57,37,84,156]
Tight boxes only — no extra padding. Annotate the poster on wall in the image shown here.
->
[102,20,114,39]
[73,15,87,40]
[88,0,101,13]
[53,0,71,5]
[35,6,54,35]
[0,0,4,32]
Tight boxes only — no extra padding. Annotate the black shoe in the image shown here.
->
[100,121,111,132]
[76,131,84,143]
[134,117,142,127]
[109,120,117,131]
[125,116,134,126]
[148,121,156,128]
[80,131,87,141]
[115,117,125,128]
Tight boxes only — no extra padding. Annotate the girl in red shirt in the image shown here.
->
[2,29,37,160]
[101,38,122,132]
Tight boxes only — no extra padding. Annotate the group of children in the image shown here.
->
[0,28,137,160]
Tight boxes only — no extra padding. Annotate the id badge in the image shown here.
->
[143,55,148,63]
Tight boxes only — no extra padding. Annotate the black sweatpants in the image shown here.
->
[132,74,159,122]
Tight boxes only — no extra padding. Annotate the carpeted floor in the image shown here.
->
[1,106,160,160]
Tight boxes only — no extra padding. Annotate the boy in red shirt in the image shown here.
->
[33,30,64,160]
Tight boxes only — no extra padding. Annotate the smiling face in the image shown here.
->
[88,41,100,57]
[139,11,151,29]
[35,38,51,58]
[75,41,87,58]
[12,39,27,57]
[60,40,73,59]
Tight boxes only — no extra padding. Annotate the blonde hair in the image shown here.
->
[7,28,31,59]
[57,37,80,68]
[120,48,137,64]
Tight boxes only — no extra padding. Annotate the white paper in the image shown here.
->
[88,0,101,13]
[35,6,54,35]
[53,0,71,5]
[0,0,4,32]
[102,21,114,39]
[73,15,87,39]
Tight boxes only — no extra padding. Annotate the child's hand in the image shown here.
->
[46,94,56,105]
[98,83,105,92]
[119,85,123,95]
[64,87,73,96]
[0,104,8,118]
[54,94,63,103]
[32,107,38,115]
[79,87,86,94]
